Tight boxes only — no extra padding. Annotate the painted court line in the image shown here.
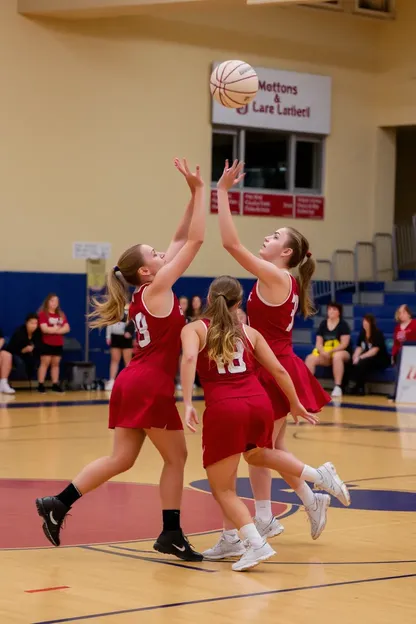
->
[32,573,416,624]
[25,586,70,594]
[81,545,215,574]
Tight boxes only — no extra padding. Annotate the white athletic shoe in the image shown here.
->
[232,541,276,572]
[202,534,246,560]
[331,385,342,398]
[254,516,284,538]
[105,379,114,392]
[305,493,330,540]
[315,462,351,507]
[0,381,16,395]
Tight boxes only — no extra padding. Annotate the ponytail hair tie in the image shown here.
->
[306,251,312,258]
[113,265,120,274]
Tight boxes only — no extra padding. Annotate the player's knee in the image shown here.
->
[113,453,136,473]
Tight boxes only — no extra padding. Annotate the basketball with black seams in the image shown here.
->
[210,60,259,109]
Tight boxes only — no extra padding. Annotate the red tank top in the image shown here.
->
[247,273,299,357]
[129,284,185,378]
[196,319,264,406]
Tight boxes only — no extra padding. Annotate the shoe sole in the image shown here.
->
[153,541,203,562]
[35,499,59,547]
[319,464,351,507]
[232,549,276,572]
[202,549,246,560]
[311,496,330,541]
[262,524,284,539]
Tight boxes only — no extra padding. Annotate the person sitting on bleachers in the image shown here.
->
[0,314,41,394]
[306,302,351,398]
[350,314,390,396]
[392,305,416,364]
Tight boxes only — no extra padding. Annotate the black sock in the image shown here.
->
[56,483,82,508]
[162,509,181,532]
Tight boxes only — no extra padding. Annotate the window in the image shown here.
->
[355,0,395,15]
[244,130,289,191]
[211,127,324,195]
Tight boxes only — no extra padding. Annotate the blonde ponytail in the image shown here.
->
[285,227,316,318]
[205,276,244,365]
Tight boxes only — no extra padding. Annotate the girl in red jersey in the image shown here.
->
[181,276,350,571]
[37,294,70,394]
[35,159,205,561]
[204,161,333,560]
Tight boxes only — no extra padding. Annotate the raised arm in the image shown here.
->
[216,160,286,285]
[163,158,197,264]
[148,161,205,295]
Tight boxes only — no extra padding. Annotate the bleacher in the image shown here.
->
[292,270,416,394]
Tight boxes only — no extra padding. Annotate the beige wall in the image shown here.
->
[0,1,412,276]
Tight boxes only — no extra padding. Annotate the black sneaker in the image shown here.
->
[52,383,65,394]
[153,530,203,561]
[37,383,46,394]
[35,496,69,546]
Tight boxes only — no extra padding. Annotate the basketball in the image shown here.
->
[210,60,259,109]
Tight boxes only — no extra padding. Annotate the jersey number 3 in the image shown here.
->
[286,294,299,332]
[134,312,151,347]
[217,341,247,375]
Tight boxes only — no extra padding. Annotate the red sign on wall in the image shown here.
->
[210,190,240,214]
[243,193,294,218]
[295,195,324,219]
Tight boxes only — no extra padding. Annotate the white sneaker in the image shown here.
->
[232,541,276,572]
[315,462,351,506]
[105,379,114,391]
[175,383,182,391]
[0,381,16,395]
[202,534,246,560]
[331,385,342,398]
[305,493,330,540]
[254,516,284,538]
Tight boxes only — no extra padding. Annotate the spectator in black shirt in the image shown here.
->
[351,314,390,395]
[0,314,41,395]
[306,302,351,399]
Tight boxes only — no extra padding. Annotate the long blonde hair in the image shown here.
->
[89,244,145,329]
[205,276,245,366]
[284,227,316,318]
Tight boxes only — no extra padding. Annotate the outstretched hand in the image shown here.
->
[289,401,320,426]
[217,159,245,191]
[174,158,204,192]
[185,404,199,433]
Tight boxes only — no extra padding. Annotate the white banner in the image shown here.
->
[212,65,331,135]
[73,241,111,260]
[396,344,416,404]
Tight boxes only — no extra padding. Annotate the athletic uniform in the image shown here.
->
[197,319,274,468]
[109,284,185,430]
[247,274,330,419]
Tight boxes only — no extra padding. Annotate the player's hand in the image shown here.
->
[217,159,245,190]
[174,158,204,191]
[289,401,319,425]
[353,355,360,365]
[184,404,199,432]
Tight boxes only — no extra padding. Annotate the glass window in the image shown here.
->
[357,0,391,13]
[244,130,289,191]
[295,140,322,192]
[211,132,237,183]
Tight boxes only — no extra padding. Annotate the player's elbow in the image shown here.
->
[222,241,239,253]
[183,353,198,365]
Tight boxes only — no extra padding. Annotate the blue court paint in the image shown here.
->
[81,545,215,574]
[190,477,416,512]
[31,573,416,624]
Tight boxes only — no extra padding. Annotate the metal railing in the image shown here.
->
[332,249,357,298]
[312,259,334,301]
[393,215,416,270]
[374,232,396,281]
[354,241,376,282]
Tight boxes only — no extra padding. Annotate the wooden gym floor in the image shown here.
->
[0,391,415,624]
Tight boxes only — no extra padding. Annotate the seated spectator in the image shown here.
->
[187,295,203,321]
[350,314,390,395]
[392,305,416,364]
[105,305,134,392]
[0,314,41,394]
[38,294,70,394]
[0,328,4,351]
[179,296,189,320]
[306,302,351,398]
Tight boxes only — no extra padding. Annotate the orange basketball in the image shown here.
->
[210,60,259,109]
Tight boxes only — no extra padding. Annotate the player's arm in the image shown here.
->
[149,162,205,295]
[180,323,203,432]
[246,325,318,425]
[163,159,197,264]
[216,160,287,285]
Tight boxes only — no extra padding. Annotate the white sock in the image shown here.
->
[223,529,239,542]
[0,378,7,385]
[301,464,321,484]
[254,500,272,522]
[239,523,264,549]
[294,482,316,508]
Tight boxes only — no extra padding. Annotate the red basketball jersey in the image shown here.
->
[196,319,264,407]
[247,273,298,357]
[129,284,185,379]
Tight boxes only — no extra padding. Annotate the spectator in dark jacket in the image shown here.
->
[0,314,41,394]
[351,314,390,395]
